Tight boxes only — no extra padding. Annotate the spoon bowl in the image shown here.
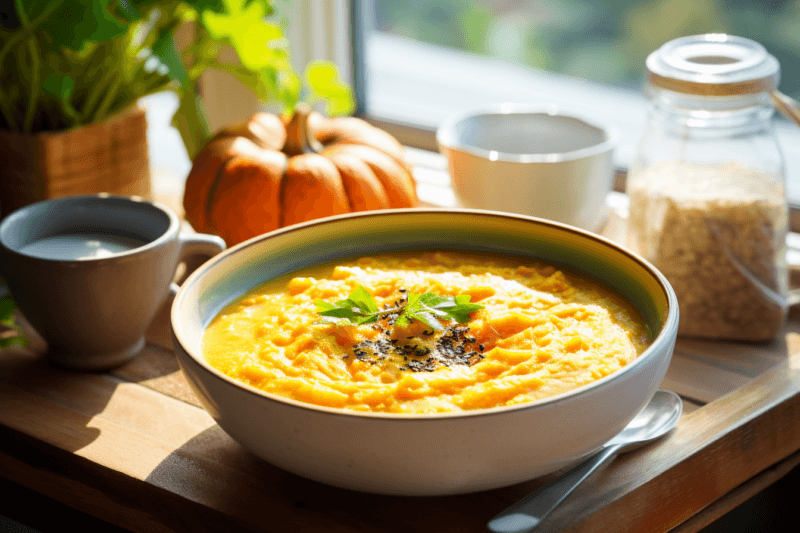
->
[606,389,683,452]
[488,390,682,533]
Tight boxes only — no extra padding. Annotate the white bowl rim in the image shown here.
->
[172,208,678,421]
[435,103,620,164]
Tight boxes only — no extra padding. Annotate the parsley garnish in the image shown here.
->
[314,285,484,331]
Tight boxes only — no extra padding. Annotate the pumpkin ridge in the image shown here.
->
[210,153,287,244]
[205,154,239,229]
[280,154,350,227]
[327,144,417,208]
[326,151,390,212]
[277,158,290,228]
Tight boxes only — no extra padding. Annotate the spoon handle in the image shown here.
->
[487,443,623,533]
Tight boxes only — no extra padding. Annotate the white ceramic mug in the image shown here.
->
[0,194,226,370]
[436,104,618,231]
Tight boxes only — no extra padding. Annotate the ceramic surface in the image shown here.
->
[171,209,678,496]
[0,194,225,370]
[437,104,618,232]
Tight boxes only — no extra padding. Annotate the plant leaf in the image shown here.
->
[0,297,15,321]
[0,288,28,349]
[315,315,353,327]
[315,291,378,327]
[20,0,129,52]
[352,314,379,326]
[305,61,354,117]
[314,300,336,312]
[129,0,225,17]
[151,28,187,84]
[410,311,445,331]
[276,65,302,112]
[314,285,483,332]
[201,10,237,40]
[237,21,285,70]
[41,73,73,100]
[201,0,280,69]
[348,285,379,314]
[317,306,357,319]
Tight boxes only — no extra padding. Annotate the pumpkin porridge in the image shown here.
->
[202,251,650,413]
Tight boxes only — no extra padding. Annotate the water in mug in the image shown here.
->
[19,233,148,260]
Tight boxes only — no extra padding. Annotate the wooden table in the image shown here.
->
[3,158,800,532]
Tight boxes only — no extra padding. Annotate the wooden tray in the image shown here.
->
[3,163,800,531]
[2,274,800,533]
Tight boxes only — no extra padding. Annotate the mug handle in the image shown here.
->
[169,232,226,297]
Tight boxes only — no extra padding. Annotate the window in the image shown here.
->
[368,0,800,97]
[185,1,800,204]
[354,0,800,203]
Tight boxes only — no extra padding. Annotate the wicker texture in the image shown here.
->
[0,104,150,218]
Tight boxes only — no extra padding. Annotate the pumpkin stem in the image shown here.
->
[284,103,325,156]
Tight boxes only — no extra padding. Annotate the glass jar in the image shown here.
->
[626,34,789,341]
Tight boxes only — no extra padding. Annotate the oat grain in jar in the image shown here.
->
[627,35,788,341]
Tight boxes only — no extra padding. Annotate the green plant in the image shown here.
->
[0,0,354,158]
[0,279,28,349]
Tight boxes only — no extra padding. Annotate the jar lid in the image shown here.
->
[646,34,780,96]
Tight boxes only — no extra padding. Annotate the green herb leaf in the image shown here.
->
[315,285,483,332]
[347,285,379,314]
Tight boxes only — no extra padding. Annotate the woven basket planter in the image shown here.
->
[0,103,150,218]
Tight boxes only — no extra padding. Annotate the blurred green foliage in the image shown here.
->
[375,0,800,98]
[0,279,27,350]
[0,1,354,158]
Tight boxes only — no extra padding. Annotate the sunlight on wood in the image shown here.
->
[75,419,179,480]
[70,381,216,480]
[786,332,800,371]
[94,381,215,445]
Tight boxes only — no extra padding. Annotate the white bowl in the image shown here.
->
[437,104,618,231]
[171,209,678,496]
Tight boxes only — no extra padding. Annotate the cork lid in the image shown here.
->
[646,34,780,96]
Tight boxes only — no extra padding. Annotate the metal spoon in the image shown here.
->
[488,389,683,533]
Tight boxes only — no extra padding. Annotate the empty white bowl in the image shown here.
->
[437,104,618,231]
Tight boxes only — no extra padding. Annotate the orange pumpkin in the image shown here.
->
[183,104,418,245]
